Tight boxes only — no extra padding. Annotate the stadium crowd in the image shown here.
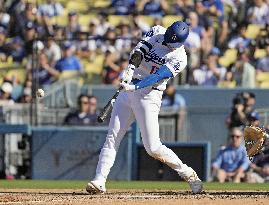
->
[0,0,269,104]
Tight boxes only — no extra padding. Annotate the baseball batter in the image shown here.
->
[86,21,203,194]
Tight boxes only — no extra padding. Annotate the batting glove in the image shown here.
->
[120,82,136,92]
[121,64,135,84]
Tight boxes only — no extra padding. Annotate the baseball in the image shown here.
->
[36,88,45,98]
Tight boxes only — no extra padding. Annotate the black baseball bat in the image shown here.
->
[97,87,123,123]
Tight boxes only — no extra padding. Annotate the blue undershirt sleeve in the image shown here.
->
[134,65,173,90]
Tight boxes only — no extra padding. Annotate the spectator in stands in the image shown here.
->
[84,19,100,61]
[37,0,64,18]
[194,1,214,54]
[52,24,64,40]
[115,22,132,52]
[44,35,61,67]
[200,0,228,47]
[247,111,260,127]
[111,0,136,15]
[217,69,236,88]
[24,21,38,55]
[96,13,110,36]
[248,161,269,183]
[257,44,269,72]
[232,49,256,88]
[0,6,10,29]
[171,0,194,19]
[247,0,269,25]
[137,0,168,17]
[64,11,81,39]
[192,47,226,86]
[101,28,117,53]
[223,0,247,31]
[161,83,186,131]
[185,11,203,69]
[13,2,37,38]
[102,45,121,84]
[0,26,8,61]
[132,13,150,36]
[64,94,98,126]
[33,52,60,88]
[55,41,83,74]
[19,79,32,103]
[212,127,250,183]
[6,36,26,63]
[226,92,252,130]
[228,23,251,50]
[243,92,256,117]
[103,52,128,85]
[0,81,14,105]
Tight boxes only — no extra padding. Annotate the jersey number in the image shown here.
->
[150,65,158,74]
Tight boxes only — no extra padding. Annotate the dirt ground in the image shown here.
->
[0,189,268,205]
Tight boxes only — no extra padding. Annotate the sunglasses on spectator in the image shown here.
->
[230,135,241,139]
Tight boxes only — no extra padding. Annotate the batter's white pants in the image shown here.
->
[93,88,194,182]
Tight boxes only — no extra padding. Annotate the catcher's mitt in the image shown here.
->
[244,126,267,158]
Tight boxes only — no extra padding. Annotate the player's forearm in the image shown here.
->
[134,65,173,90]
[122,51,143,83]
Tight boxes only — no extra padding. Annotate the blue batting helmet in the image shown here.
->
[164,21,189,44]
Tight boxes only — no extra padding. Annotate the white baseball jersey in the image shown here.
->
[92,25,197,186]
[132,25,188,91]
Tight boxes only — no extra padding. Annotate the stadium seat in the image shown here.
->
[6,68,26,84]
[108,15,131,27]
[162,15,183,28]
[83,54,104,75]
[57,0,69,7]
[66,1,89,13]
[217,80,236,88]
[79,14,96,27]
[139,16,154,26]
[0,62,15,70]
[93,0,110,8]
[245,24,261,39]
[59,70,80,79]
[259,81,269,88]
[256,72,269,83]
[51,14,68,26]
[254,49,266,59]
[219,49,238,67]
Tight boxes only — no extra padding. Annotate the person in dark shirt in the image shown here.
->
[64,94,98,126]
[111,0,136,15]
[137,0,168,17]
[33,52,60,87]
[6,36,26,63]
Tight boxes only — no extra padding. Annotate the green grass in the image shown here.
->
[0,180,269,191]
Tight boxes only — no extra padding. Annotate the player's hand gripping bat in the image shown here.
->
[97,87,123,123]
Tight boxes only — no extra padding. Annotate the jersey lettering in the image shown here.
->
[144,50,166,65]
[145,30,154,37]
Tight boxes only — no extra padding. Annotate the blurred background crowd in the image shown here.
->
[0,0,269,182]
[0,0,269,105]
